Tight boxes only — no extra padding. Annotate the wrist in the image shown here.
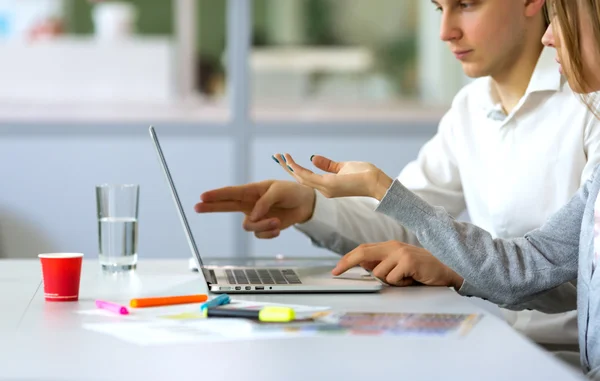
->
[372,171,393,200]
[299,188,317,223]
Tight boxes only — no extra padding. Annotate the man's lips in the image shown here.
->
[453,49,473,59]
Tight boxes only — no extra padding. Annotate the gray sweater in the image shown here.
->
[375,165,600,379]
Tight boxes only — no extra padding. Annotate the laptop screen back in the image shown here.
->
[148,126,205,270]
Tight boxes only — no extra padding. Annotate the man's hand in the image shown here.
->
[195,180,316,239]
[332,240,464,289]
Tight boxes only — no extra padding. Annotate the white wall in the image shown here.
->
[0,127,234,260]
[0,123,435,261]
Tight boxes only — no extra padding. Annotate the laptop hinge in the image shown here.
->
[201,268,217,285]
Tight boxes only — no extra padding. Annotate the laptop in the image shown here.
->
[148,126,383,294]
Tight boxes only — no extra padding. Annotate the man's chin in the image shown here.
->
[460,63,489,79]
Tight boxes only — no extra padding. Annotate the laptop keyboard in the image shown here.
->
[225,269,302,285]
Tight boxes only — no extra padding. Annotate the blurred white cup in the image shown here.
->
[92,1,137,41]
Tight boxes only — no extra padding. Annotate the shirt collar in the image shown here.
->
[478,46,565,116]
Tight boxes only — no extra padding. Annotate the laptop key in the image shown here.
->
[245,269,258,277]
[243,270,262,284]
[225,270,237,284]
[232,270,249,284]
[269,270,288,284]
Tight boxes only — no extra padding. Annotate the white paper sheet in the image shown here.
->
[80,299,331,345]
[83,319,293,346]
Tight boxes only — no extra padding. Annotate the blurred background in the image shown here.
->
[0,0,468,261]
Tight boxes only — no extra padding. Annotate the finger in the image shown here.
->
[371,258,399,282]
[200,184,261,203]
[310,155,343,174]
[385,267,414,286]
[242,217,281,232]
[194,201,254,214]
[332,245,389,276]
[283,153,328,189]
[249,184,283,222]
[385,257,416,286]
[255,229,280,239]
[274,153,297,178]
[391,278,415,287]
[359,260,380,271]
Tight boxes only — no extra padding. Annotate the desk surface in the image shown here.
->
[1,259,586,381]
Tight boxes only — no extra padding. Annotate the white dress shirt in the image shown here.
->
[295,46,600,347]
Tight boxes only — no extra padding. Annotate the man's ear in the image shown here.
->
[524,0,546,18]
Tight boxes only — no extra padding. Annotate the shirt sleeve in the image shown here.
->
[294,109,466,255]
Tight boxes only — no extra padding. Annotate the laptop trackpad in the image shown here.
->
[332,266,376,281]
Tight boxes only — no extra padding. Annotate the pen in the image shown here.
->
[129,294,208,308]
[199,294,231,311]
[96,300,129,315]
[203,306,296,322]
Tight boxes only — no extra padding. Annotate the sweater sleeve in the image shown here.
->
[373,169,594,306]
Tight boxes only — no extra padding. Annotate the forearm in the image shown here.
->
[294,191,421,255]
[376,179,582,306]
[497,281,577,313]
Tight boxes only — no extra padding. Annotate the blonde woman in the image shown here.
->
[264,0,600,377]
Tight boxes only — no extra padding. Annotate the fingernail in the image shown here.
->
[269,220,278,228]
[272,155,279,164]
[280,154,287,163]
[310,155,315,161]
[287,165,294,172]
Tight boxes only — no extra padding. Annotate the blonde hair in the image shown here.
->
[548,0,600,116]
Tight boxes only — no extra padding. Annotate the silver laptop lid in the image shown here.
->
[148,126,206,272]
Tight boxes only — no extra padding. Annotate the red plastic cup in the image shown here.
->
[38,253,84,302]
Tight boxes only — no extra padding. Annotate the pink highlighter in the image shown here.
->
[95,300,129,315]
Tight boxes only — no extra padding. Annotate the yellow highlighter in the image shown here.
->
[203,306,295,322]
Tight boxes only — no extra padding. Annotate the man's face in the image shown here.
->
[432,0,532,78]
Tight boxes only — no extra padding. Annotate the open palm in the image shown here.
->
[273,153,386,199]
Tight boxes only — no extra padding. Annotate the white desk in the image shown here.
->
[0,260,42,333]
[1,259,587,381]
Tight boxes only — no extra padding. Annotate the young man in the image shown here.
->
[195,0,600,359]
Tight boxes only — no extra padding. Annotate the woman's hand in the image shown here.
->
[272,153,394,200]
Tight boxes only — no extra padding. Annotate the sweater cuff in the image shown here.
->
[456,280,487,299]
[374,179,436,232]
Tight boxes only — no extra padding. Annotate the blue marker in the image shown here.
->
[199,294,231,311]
